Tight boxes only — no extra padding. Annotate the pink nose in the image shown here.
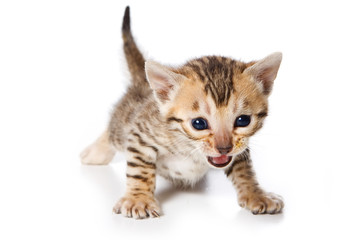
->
[216,145,233,155]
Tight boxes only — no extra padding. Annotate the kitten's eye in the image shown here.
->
[191,118,208,130]
[234,115,251,127]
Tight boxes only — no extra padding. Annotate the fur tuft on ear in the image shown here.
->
[145,61,185,103]
[244,52,282,95]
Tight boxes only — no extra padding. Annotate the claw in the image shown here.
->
[151,210,160,218]
[269,209,277,215]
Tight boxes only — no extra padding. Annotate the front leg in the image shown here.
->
[225,149,284,214]
[113,146,160,219]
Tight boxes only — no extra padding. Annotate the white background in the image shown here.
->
[1,0,360,239]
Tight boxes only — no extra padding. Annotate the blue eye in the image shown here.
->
[234,115,251,127]
[191,118,208,130]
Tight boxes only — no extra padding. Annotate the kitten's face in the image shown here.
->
[166,70,268,168]
[145,53,282,168]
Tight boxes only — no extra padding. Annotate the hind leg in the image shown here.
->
[80,130,116,165]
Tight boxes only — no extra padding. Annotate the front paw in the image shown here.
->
[113,194,161,219]
[239,192,284,215]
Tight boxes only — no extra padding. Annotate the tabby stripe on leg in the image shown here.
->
[132,192,148,197]
[127,159,155,169]
[126,174,148,182]
[225,148,250,177]
[134,156,156,168]
[127,161,155,169]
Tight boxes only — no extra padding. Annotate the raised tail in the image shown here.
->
[122,6,148,87]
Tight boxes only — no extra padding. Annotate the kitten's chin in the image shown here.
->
[207,155,233,168]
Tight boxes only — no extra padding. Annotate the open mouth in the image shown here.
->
[207,155,233,168]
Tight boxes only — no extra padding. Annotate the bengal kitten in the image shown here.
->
[81,6,284,219]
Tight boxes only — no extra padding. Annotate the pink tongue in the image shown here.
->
[212,155,228,164]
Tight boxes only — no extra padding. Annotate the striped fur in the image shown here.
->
[226,150,284,214]
[121,6,147,88]
[184,56,245,106]
[81,6,284,219]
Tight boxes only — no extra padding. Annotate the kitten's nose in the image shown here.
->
[216,145,233,155]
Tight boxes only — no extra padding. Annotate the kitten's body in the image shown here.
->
[81,7,284,219]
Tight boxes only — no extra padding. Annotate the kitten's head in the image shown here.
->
[145,53,282,169]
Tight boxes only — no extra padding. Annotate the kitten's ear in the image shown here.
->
[244,52,282,95]
[145,61,185,103]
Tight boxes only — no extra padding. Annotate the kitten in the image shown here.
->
[81,6,284,219]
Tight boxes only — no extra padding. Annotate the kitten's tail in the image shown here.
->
[122,6,148,88]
